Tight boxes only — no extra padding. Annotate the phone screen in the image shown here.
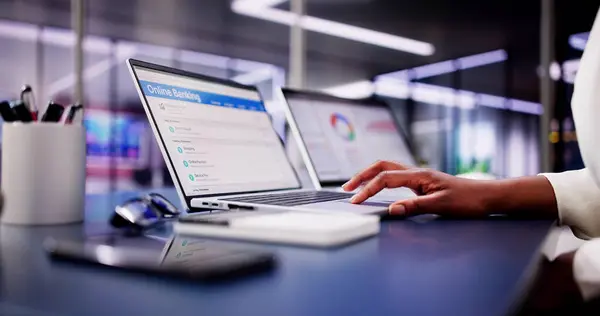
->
[45,235,276,281]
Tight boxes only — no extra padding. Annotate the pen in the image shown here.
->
[0,101,18,122]
[20,85,38,121]
[40,101,65,122]
[11,100,34,122]
[63,104,83,125]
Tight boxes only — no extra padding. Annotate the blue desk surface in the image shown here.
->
[0,189,552,316]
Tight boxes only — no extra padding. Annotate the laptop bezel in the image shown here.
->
[127,59,302,210]
[280,87,417,189]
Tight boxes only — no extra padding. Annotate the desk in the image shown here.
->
[0,189,552,316]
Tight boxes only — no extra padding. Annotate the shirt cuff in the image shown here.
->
[541,169,600,239]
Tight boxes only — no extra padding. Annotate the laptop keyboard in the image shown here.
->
[222,191,354,207]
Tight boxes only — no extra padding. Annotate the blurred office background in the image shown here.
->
[0,0,596,193]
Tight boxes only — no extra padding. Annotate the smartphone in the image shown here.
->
[44,235,276,281]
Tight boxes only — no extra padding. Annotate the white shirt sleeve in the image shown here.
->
[541,169,600,301]
[542,169,600,239]
[571,6,600,191]
[549,5,600,301]
[539,4,600,240]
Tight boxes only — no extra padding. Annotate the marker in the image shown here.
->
[11,100,33,122]
[20,85,38,121]
[40,102,65,122]
[0,101,18,122]
[63,104,83,124]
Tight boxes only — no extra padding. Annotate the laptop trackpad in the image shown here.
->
[344,200,392,208]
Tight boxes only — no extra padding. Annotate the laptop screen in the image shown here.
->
[284,90,415,184]
[132,64,300,197]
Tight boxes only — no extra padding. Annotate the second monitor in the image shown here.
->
[280,88,416,193]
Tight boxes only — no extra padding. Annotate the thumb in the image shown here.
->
[388,193,442,216]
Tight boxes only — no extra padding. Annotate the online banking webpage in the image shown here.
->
[288,96,415,182]
[134,66,299,196]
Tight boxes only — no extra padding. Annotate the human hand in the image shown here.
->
[342,160,491,217]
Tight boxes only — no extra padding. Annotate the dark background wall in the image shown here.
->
[0,0,597,192]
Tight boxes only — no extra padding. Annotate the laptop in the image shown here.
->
[127,59,392,215]
[279,88,417,200]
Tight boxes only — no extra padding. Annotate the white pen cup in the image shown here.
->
[1,123,86,225]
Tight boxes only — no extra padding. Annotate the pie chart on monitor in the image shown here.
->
[330,113,356,141]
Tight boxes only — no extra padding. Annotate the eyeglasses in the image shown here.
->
[110,193,182,233]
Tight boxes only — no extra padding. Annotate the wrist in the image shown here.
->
[478,176,558,218]
[476,180,506,215]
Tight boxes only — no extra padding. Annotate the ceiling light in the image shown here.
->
[477,93,506,109]
[549,61,562,81]
[412,60,456,79]
[372,75,543,114]
[562,59,580,84]
[234,5,298,25]
[569,32,589,51]
[234,0,288,10]
[0,20,38,41]
[382,49,508,80]
[457,90,477,109]
[373,77,410,99]
[457,49,507,69]
[231,0,435,56]
[410,83,475,109]
[300,16,434,56]
[322,80,374,99]
[509,100,543,115]
[0,21,113,54]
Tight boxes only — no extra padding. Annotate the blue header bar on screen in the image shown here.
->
[139,80,265,112]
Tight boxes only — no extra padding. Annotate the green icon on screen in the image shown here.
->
[182,240,187,246]
[177,147,183,153]
[188,174,195,181]
[183,161,189,167]
[169,126,175,133]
